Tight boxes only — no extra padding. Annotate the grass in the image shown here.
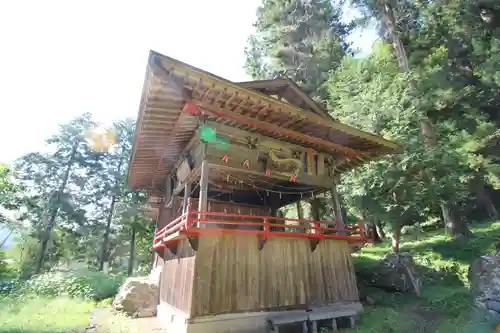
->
[343,220,500,333]
[0,296,95,333]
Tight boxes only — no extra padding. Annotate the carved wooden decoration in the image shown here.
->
[266,149,303,180]
[306,149,316,176]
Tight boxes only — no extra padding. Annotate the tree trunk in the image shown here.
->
[391,220,401,253]
[383,3,409,71]
[371,221,382,243]
[35,141,79,274]
[99,149,126,271]
[330,182,345,224]
[441,202,471,237]
[375,218,386,239]
[296,200,303,220]
[383,0,470,238]
[474,179,499,220]
[128,223,136,277]
[99,195,117,271]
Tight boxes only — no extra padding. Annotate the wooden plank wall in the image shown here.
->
[190,235,359,317]
[158,199,270,315]
[160,240,197,313]
[158,197,195,313]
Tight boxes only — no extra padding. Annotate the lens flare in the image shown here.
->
[85,126,116,152]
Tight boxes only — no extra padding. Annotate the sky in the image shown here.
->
[0,0,377,164]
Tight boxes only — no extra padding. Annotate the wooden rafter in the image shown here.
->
[196,101,361,156]
[155,103,191,172]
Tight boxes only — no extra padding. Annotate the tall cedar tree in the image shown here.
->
[245,0,353,103]
[14,113,103,273]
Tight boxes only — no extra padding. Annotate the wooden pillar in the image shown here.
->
[182,182,192,214]
[332,318,338,331]
[311,320,318,333]
[302,321,308,333]
[198,144,210,228]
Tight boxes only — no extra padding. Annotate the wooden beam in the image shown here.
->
[149,55,191,100]
[197,102,361,156]
[204,121,341,157]
[208,163,331,189]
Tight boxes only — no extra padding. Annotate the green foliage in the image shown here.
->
[349,221,500,333]
[6,115,154,275]
[10,234,41,279]
[2,270,124,301]
[0,250,12,279]
[327,38,498,236]
[245,0,352,101]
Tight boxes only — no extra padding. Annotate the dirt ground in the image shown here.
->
[88,307,167,333]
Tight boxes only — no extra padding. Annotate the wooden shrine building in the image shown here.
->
[127,51,400,333]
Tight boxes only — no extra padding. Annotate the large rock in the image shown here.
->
[469,251,500,318]
[357,252,421,294]
[112,276,159,318]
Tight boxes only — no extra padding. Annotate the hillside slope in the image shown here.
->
[347,221,500,333]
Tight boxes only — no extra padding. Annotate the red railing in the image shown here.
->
[152,201,369,251]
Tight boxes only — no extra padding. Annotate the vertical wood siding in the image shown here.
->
[158,199,270,315]
[191,235,359,317]
[160,239,196,313]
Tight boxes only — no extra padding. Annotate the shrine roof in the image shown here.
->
[127,50,400,190]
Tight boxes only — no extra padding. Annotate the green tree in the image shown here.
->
[337,0,500,236]
[14,113,102,273]
[245,0,353,102]
[93,119,135,271]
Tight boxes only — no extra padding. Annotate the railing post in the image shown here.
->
[263,218,270,239]
[314,221,321,237]
[185,198,193,229]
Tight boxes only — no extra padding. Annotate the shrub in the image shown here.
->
[0,250,13,278]
[3,269,124,301]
